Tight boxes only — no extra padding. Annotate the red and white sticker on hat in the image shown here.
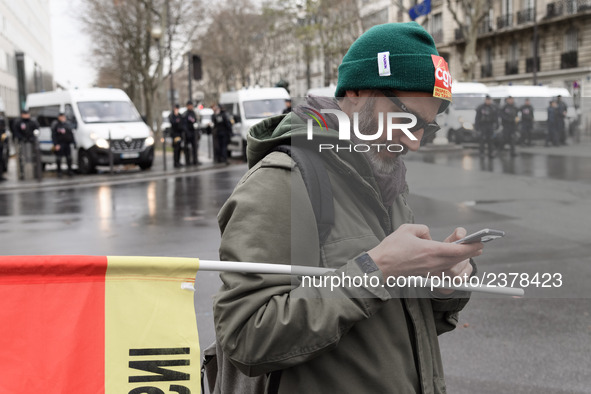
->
[431,55,452,102]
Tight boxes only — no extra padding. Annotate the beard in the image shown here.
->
[350,97,402,175]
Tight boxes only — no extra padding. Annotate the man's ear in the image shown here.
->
[340,90,363,113]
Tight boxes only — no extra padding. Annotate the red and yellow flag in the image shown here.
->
[0,255,201,394]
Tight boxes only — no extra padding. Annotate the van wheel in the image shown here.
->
[78,150,96,174]
[242,139,247,162]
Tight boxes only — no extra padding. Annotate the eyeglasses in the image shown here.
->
[380,90,441,139]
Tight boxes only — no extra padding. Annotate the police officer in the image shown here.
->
[500,96,519,156]
[13,110,41,179]
[168,104,184,168]
[282,99,292,114]
[182,100,199,165]
[212,104,233,164]
[0,112,7,181]
[51,112,76,177]
[546,100,559,147]
[475,95,499,158]
[519,98,534,146]
[556,95,567,144]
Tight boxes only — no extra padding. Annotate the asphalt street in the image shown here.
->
[1,139,590,393]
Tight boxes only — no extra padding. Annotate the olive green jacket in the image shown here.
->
[213,113,469,393]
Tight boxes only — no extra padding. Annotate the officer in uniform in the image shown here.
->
[500,96,519,156]
[556,95,568,144]
[0,112,7,181]
[475,95,498,158]
[182,100,200,165]
[13,110,41,180]
[519,98,534,146]
[168,104,184,168]
[212,104,233,164]
[51,112,76,177]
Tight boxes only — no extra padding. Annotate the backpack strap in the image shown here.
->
[272,144,334,246]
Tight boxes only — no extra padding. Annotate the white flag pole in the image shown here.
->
[197,260,524,297]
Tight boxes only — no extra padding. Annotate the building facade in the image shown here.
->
[413,0,591,101]
[0,0,54,118]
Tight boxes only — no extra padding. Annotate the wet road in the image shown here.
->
[407,147,591,184]
[1,145,590,393]
[0,165,247,355]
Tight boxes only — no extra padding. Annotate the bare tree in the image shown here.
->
[446,0,491,80]
[313,0,362,87]
[198,0,269,98]
[80,0,203,130]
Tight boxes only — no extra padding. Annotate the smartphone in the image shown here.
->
[453,228,505,244]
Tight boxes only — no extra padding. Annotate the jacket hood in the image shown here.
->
[246,96,342,168]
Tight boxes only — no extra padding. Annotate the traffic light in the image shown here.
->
[192,55,202,81]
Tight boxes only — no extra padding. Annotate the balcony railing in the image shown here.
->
[497,14,513,29]
[546,1,564,17]
[481,64,493,78]
[517,8,535,24]
[478,18,494,35]
[561,51,578,69]
[526,57,541,73]
[545,0,591,18]
[505,60,519,75]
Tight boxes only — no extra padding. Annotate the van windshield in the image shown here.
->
[243,99,286,119]
[78,101,142,123]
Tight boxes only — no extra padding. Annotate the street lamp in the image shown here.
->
[151,25,167,171]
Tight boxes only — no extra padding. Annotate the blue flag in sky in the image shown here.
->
[409,0,432,20]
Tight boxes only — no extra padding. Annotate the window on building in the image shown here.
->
[430,13,443,42]
[499,0,513,28]
[523,0,534,10]
[482,46,493,77]
[502,0,514,15]
[561,28,579,68]
[510,41,519,62]
[564,28,578,52]
[506,41,520,75]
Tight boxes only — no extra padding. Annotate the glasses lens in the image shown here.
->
[423,123,440,137]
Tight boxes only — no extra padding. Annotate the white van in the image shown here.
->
[488,85,578,140]
[437,82,490,144]
[26,88,154,173]
[219,87,290,158]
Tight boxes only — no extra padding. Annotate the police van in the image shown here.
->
[488,85,578,141]
[26,88,154,173]
[219,87,290,159]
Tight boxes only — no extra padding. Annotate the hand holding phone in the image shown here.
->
[453,228,505,244]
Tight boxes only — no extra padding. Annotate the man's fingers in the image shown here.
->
[403,224,432,240]
[443,227,467,243]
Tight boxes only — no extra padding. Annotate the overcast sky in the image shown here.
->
[50,0,96,89]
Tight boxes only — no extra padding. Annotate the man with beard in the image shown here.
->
[213,22,483,393]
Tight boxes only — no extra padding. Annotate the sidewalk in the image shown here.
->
[0,137,242,192]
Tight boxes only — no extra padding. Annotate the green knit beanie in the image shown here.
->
[335,22,450,112]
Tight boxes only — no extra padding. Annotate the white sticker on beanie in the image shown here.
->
[377,52,391,77]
